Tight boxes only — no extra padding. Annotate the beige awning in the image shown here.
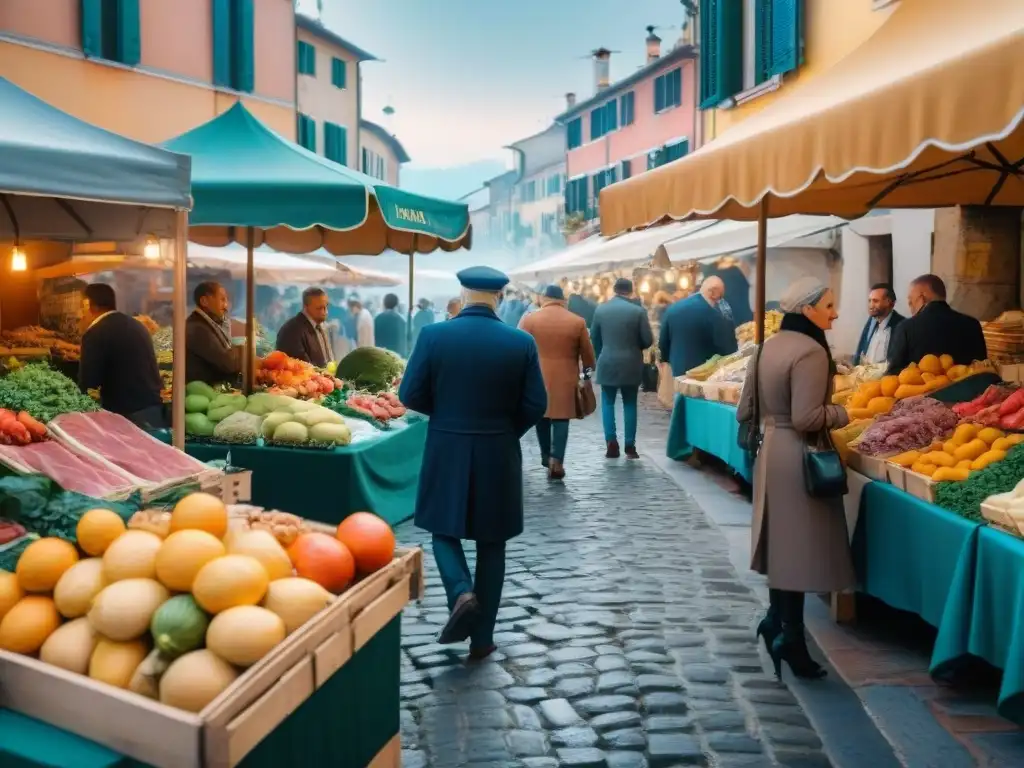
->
[599,0,1024,235]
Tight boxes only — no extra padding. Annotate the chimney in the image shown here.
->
[592,48,611,92]
[645,26,662,63]
[565,92,576,110]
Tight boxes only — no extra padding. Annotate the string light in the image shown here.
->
[680,275,690,289]
[665,269,676,283]
[9,245,26,272]
[143,235,160,260]
[639,279,651,293]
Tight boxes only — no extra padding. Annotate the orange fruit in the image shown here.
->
[16,537,80,592]
[0,570,24,621]
[288,533,355,593]
[0,595,61,654]
[335,512,395,574]
[155,530,227,592]
[169,493,228,539]
[76,509,127,556]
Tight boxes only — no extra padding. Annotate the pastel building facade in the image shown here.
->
[508,123,567,260]
[359,119,410,187]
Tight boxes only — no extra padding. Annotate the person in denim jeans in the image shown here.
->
[590,278,654,458]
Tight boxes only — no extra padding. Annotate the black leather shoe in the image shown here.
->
[769,624,827,680]
[438,592,480,644]
[755,613,781,656]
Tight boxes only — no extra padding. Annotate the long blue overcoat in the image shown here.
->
[659,294,739,377]
[398,305,547,543]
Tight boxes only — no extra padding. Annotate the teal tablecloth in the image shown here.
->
[666,395,752,482]
[0,615,402,767]
[853,481,981,629]
[168,421,426,526]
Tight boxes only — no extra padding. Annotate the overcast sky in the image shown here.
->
[302,0,689,168]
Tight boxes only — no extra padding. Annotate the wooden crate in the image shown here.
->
[885,463,906,490]
[848,451,889,482]
[903,469,936,503]
[0,544,423,768]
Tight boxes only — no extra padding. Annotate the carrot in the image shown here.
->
[16,411,46,440]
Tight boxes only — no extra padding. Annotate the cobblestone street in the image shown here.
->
[395,401,835,768]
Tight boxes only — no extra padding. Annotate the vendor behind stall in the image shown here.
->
[186,281,241,385]
[79,283,165,428]
[275,287,333,367]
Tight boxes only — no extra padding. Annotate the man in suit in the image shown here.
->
[886,274,987,374]
[411,298,435,348]
[591,278,654,459]
[374,293,408,358]
[854,283,904,364]
[399,266,547,661]
[567,291,597,329]
[275,287,333,367]
[185,281,241,386]
[659,275,738,377]
[78,283,165,428]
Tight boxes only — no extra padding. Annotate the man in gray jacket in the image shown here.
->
[591,278,654,459]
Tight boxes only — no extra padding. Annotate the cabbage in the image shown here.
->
[335,347,405,393]
[212,411,263,443]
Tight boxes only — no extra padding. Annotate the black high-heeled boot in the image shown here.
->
[755,588,782,654]
[769,591,825,680]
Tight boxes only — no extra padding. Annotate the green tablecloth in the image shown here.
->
[666,395,753,482]
[853,481,981,629]
[0,615,401,768]
[182,421,427,526]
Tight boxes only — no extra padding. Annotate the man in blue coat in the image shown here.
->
[659,275,739,377]
[399,266,547,660]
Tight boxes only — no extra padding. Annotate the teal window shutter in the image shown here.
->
[769,0,802,76]
[331,57,347,88]
[230,0,254,92]
[754,0,773,85]
[324,123,335,160]
[605,100,617,132]
[621,159,632,179]
[115,0,140,66]
[211,0,232,87]
[297,41,315,75]
[590,107,603,141]
[567,117,582,150]
[699,0,743,108]
[337,125,347,166]
[297,114,316,152]
[81,0,104,58]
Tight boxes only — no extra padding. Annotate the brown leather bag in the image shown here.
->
[575,378,597,419]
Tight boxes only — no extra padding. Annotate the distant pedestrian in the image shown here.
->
[446,297,462,319]
[412,298,435,347]
[590,278,654,459]
[347,297,375,349]
[519,285,596,481]
[400,266,547,661]
[374,293,408,358]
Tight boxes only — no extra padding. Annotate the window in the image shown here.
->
[620,91,635,126]
[654,67,683,113]
[564,177,589,215]
[80,0,141,66]
[590,101,619,141]
[700,0,803,109]
[361,148,387,181]
[297,113,316,152]
[589,107,603,142]
[324,123,347,165]
[664,138,690,164]
[211,0,255,92]
[519,180,537,203]
[591,166,619,203]
[621,159,632,180]
[297,40,316,76]
[331,57,347,89]
[567,118,583,150]
[546,173,563,196]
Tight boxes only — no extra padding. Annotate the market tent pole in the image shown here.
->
[171,210,188,450]
[407,250,415,348]
[754,200,768,345]
[244,226,256,394]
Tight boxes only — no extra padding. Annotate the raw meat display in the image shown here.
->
[0,441,139,498]
[953,384,1015,418]
[48,411,208,485]
[855,397,959,456]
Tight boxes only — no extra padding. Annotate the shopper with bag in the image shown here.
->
[520,285,596,481]
[736,277,854,682]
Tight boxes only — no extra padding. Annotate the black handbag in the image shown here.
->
[803,430,849,498]
[736,346,763,459]
[641,363,659,392]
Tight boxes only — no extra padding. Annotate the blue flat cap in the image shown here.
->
[457,266,509,292]
[543,285,565,301]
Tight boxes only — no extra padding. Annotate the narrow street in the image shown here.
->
[395,399,883,768]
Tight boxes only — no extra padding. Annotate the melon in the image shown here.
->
[16,537,79,592]
[129,648,173,700]
[154,530,226,592]
[192,555,269,614]
[39,617,99,674]
[169,493,228,539]
[151,595,209,658]
[160,650,238,713]
[262,577,333,634]
[0,570,24,622]
[102,530,163,582]
[89,637,149,689]
[206,606,285,667]
[53,558,106,619]
[227,530,293,581]
[88,579,169,641]
[0,595,61,654]
[76,509,127,556]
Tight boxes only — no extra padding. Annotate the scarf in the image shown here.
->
[781,312,836,376]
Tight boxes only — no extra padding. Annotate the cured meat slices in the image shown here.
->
[48,411,207,485]
[0,442,138,498]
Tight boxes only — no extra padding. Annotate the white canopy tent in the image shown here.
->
[187,244,400,286]
[661,215,846,263]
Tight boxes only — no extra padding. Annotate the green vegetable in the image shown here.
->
[309,422,351,446]
[210,393,246,411]
[0,362,99,422]
[207,403,243,422]
[335,347,405,393]
[272,421,309,444]
[261,412,293,439]
[184,413,215,436]
[150,595,209,658]
[291,408,345,428]
[212,411,262,443]
[185,381,218,400]
[184,395,210,414]
[934,444,1024,520]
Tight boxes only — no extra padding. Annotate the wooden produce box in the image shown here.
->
[903,469,936,503]
[885,463,907,491]
[0,541,423,768]
[847,450,890,482]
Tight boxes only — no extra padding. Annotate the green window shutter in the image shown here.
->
[297,41,315,76]
[754,0,773,85]
[331,57,347,88]
[605,100,617,132]
[324,123,335,160]
[211,0,232,87]
[81,0,104,58]
[699,0,743,108]
[672,68,682,107]
[337,125,347,166]
[770,0,802,76]
[114,0,140,66]
[621,159,632,179]
[230,0,254,92]
[297,114,316,152]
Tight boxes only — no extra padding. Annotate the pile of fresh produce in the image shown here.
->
[322,389,406,426]
[955,384,1024,430]
[0,495,396,713]
[261,399,352,448]
[935,444,1024,520]
[0,363,99,422]
[0,326,81,361]
[831,419,874,465]
[854,397,959,456]
[256,351,343,399]
[736,310,783,345]
[980,477,1024,528]
[0,409,48,446]
[686,355,724,382]
[335,347,405,393]
[888,423,1024,481]
[133,315,160,335]
[839,355,972,416]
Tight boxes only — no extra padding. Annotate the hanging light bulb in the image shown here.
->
[665,269,676,283]
[143,235,160,260]
[640,279,651,294]
[680,274,690,289]
[9,244,26,272]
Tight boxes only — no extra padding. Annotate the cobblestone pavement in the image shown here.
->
[395,403,834,768]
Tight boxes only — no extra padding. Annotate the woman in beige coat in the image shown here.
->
[520,285,596,481]
[736,277,855,681]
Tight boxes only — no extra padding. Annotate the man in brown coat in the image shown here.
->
[520,285,596,480]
